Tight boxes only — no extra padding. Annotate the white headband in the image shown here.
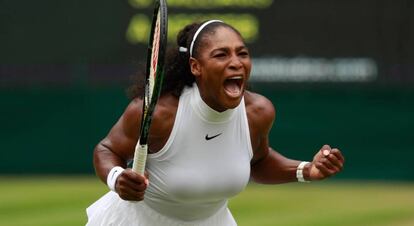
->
[189,20,223,57]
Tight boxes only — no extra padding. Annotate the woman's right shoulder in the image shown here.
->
[124,94,179,122]
[122,97,143,121]
[152,93,180,121]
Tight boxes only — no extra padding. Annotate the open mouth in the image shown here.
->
[223,76,244,98]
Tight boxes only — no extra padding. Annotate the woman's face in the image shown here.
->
[190,26,252,112]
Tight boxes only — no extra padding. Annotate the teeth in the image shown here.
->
[228,76,243,80]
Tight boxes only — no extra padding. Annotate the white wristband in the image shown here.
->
[296,161,310,183]
[107,166,125,192]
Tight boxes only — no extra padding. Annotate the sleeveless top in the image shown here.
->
[143,84,253,221]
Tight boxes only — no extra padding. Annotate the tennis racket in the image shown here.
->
[132,0,168,175]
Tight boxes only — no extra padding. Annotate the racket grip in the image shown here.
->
[132,144,148,175]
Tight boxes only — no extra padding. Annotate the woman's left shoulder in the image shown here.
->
[244,91,276,127]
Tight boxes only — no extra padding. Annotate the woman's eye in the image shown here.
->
[239,51,249,57]
[214,53,226,58]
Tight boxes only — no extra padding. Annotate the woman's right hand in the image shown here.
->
[115,169,149,201]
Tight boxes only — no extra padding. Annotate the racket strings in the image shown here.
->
[143,11,162,122]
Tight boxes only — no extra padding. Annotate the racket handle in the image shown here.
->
[132,144,148,175]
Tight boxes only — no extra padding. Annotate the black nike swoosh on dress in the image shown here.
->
[205,133,222,140]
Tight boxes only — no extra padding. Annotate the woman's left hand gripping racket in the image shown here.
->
[132,0,168,175]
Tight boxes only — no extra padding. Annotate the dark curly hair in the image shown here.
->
[128,20,242,98]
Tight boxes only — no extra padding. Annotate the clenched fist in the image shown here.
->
[115,169,149,201]
[308,145,345,181]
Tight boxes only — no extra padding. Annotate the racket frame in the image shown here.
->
[132,0,168,175]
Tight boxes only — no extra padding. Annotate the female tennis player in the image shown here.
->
[86,20,345,226]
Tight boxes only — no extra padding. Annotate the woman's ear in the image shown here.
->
[189,57,201,77]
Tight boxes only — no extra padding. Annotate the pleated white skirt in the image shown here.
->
[86,191,237,226]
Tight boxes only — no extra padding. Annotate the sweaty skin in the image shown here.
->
[93,26,345,201]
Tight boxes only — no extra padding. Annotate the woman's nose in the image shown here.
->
[229,55,243,70]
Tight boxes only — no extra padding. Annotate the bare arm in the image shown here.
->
[246,92,344,184]
[251,147,302,184]
[94,98,141,181]
[93,98,148,201]
[247,93,300,183]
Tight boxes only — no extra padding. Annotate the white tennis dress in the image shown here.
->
[86,84,253,226]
